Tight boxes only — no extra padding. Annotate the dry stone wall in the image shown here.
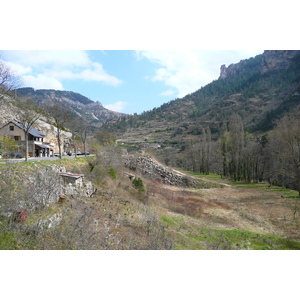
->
[124,155,196,187]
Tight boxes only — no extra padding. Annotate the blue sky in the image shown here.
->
[1,50,263,114]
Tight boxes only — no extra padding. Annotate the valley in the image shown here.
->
[1,50,300,250]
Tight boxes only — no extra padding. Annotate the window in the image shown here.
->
[9,126,14,131]
[14,136,21,141]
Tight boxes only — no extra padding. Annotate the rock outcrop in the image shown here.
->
[260,50,300,74]
[219,50,300,80]
[219,63,244,79]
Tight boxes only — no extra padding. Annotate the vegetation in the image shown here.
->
[1,153,300,250]
[132,177,145,192]
[0,136,18,157]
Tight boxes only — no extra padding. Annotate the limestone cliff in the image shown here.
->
[260,50,300,74]
[219,50,300,80]
[219,63,244,79]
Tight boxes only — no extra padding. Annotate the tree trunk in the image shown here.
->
[25,133,29,161]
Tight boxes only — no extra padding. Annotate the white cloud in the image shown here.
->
[79,63,123,86]
[22,74,64,90]
[0,60,32,75]
[45,62,123,86]
[104,101,128,112]
[137,50,263,97]
[2,50,123,89]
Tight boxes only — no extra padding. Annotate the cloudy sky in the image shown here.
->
[1,50,263,114]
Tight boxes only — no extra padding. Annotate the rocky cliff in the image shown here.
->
[260,50,300,74]
[219,62,244,79]
[219,50,300,79]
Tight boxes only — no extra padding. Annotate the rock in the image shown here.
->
[260,50,300,74]
[219,63,243,79]
[124,155,194,187]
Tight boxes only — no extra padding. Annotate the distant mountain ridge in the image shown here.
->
[15,87,125,130]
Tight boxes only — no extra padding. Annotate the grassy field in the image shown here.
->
[150,172,300,249]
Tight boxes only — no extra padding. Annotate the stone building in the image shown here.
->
[0,121,55,157]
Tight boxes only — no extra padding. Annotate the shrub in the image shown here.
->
[132,177,145,192]
[108,167,117,179]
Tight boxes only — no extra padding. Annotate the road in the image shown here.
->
[0,155,93,164]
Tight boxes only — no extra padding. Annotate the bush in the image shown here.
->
[132,177,145,192]
[108,167,117,179]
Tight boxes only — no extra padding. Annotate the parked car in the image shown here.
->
[72,151,82,155]
[81,151,90,155]
[10,152,24,158]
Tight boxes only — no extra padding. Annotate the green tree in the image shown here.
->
[0,136,18,157]
[132,177,144,192]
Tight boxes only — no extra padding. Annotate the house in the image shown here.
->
[0,121,55,157]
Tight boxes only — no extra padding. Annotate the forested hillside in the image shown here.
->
[105,51,300,140]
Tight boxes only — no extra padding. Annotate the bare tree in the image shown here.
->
[17,99,41,161]
[79,125,89,156]
[0,58,21,100]
[44,105,74,159]
[269,110,300,196]
[69,119,90,157]
[228,114,244,181]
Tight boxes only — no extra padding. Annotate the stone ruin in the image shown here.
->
[58,171,95,197]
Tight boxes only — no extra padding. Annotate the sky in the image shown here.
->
[1,50,263,114]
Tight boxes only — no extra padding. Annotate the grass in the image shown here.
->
[188,172,223,181]
[161,216,178,227]
[189,172,299,198]
[160,205,300,250]
[163,218,300,250]
[0,228,18,250]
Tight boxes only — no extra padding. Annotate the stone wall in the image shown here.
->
[124,155,196,187]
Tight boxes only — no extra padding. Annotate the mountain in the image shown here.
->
[103,50,300,144]
[15,88,125,131]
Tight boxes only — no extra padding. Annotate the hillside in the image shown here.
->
[15,88,125,131]
[1,154,300,250]
[104,50,300,144]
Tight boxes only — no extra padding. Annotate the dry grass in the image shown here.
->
[143,175,300,249]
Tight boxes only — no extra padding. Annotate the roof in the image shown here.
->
[34,142,50,148]
[58,173,84,179]
[12,121,45,138]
